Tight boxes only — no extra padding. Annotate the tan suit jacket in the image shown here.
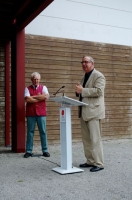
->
[79,68,106,121]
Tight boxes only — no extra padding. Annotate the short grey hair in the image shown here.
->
[83,55,94,63]
[31,72,41,79]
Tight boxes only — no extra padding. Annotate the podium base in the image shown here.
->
[52,166,84,174]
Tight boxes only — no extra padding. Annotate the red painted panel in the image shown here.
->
[11,29,25,153]
[5,42,10,146]
[15,29,25,153]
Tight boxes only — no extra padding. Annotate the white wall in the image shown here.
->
[25,0,132,46]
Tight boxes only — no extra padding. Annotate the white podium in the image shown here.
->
[49,96,88,174]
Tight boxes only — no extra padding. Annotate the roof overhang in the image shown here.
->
[0,0,54,40]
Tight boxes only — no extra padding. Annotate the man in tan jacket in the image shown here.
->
[75,55,106,172]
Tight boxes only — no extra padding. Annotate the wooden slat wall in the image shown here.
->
[25,34,132,144]
[0,42,5,146]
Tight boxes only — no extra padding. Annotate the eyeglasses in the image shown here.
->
[81,61,91,64]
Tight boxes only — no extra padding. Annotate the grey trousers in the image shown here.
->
[81,117,104,168]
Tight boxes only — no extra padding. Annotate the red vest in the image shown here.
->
[26,85,47,117]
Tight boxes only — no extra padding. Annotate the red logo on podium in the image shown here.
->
[61,110,64,116]
[60,109,66,122]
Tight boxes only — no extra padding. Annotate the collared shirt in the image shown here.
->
[79,69,94,102]
[24,85,49,98]
[83,69,94,87]
[79,69,94,118]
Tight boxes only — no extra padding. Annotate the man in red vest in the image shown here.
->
[24,72,50,158]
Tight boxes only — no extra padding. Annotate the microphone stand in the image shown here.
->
[53,90,65,96]
[53,86,65,96]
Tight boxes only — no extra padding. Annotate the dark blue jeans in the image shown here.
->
[26,116,48,153]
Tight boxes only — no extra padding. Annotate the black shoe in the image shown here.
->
[79,163,94,168]
[90,166,104,172]
[24,152,33,158]
[43,152,50,157]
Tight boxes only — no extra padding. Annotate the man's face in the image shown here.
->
[81,56,94,73]
[31,75,40,86]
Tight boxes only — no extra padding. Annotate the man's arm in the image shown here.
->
[75,75,105,98]
[32,93,49,101]
[25,93,48,103]
[82,75,106,97]
[33,85,49,100]
[24,96,39,103]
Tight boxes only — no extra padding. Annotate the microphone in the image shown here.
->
[53,86,65,96]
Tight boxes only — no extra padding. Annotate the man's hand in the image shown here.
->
[75,83,83,94]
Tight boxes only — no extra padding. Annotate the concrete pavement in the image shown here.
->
[0,139,132,200]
